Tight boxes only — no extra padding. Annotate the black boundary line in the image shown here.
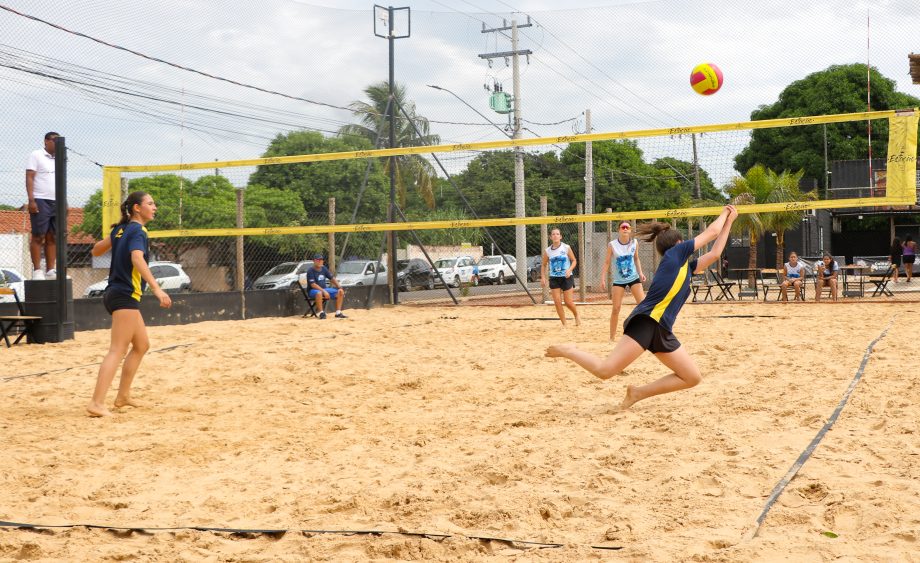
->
[498,317,560,321]
[748,315,896,539]
[0,521,621,550]
[1,343,195,382]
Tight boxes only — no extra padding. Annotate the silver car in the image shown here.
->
[253,261,313,290]
[335,260,387,286]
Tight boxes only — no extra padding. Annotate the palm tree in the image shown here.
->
[762,169,816,269]
[727,165,772,281]
[339,82,441,209]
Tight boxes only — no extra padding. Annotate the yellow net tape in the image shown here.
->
[102,109,918,237]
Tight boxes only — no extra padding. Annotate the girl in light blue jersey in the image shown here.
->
[600,221,646,341]
[547,205,737,410]
[541,228,580,326]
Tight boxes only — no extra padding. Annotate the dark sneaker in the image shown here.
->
[335,312,347,319]
[318,312,327,319]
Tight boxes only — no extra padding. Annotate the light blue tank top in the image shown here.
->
[545,243,571,278]
[610,238,638,284]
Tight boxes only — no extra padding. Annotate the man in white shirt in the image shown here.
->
[26,132,59,280]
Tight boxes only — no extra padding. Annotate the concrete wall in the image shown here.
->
[67,284,391,332]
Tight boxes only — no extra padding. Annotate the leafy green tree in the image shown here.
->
[562,141,708,213]
[652,157,723,203]
[74,174,305,237]
[735,64,920,191]
[339,81,440,209]
[248,130,389,223]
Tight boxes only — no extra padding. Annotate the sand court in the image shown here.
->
[1,302,918,561]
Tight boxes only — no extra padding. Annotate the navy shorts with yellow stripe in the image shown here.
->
[103,290,140,314]
[623,314,681,353]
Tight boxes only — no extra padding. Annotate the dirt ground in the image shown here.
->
[1,300,918,561]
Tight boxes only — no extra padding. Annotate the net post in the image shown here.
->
[101,167,121,237]
[540,196,548,304]
[605,208,613,291]
[327,197,336,274]
[577,203,585,302]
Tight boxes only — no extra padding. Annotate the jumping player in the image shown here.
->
[546,205,738,410]
[87,191,172,417]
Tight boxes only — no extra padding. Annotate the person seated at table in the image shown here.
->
[780,251,805,302]
[815,253,839,302]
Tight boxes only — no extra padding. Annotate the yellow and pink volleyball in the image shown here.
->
[690,62,723,95]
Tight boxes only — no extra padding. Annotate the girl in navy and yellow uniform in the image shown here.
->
[547,205,738,410]
[86,191,172,417]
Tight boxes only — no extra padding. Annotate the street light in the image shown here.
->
[374,5,410,305]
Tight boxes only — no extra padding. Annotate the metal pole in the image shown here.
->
[512,19,526,281]
[327,197,336,274]
[691,133,701,199]
[53,136,68,342]
[235,187,245,318]
[584,108,594,295]
[605,208,613,290]
[540,196,548,304]
[577,203,585,302]
[387,6,398,305]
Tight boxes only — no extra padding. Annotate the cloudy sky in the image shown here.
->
[1,0,917,206]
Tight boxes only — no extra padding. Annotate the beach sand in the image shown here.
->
[1,301,918,561]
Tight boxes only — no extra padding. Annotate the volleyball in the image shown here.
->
[690,62,723,95]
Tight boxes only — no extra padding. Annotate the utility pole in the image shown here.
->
[374,4,410,305]
[480,17,532,274]
[584,109,594,291]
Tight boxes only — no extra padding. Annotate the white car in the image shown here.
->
[433,256,476,288]
[253,261,313,290]
[335,260,387,287]
[476,254,516,285]
[0,268,26,303]
[84,261,192,297]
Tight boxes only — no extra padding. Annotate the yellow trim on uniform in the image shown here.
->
[131,268,142,301]
[650,261,689,322]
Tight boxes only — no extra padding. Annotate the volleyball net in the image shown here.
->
[94,109,918,296]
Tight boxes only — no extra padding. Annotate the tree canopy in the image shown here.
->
[734,64,920,191]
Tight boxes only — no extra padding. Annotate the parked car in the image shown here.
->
[253,260,313,290]
[476,254,516,285]
[526,255,541,282]
[432,256,476,288]
[335,260,387,287]
[396,258,434,291]
[0,268,26,303]
[84,261,192,297]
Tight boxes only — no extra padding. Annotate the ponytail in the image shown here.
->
[111,191,149,228]
[635,221,682,255]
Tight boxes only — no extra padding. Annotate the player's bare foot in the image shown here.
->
[618,385,641,410]
[114,396,142,408]
[545,343,577,358]
[86,402,113,417]
[575,317,581,326]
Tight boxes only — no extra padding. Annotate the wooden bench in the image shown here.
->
[0,288,42,347]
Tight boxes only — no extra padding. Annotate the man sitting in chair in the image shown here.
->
[306,253,346,319]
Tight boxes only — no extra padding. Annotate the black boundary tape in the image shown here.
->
[1,343,194,382]
[749,315,896,538]
[0,520,621,550]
